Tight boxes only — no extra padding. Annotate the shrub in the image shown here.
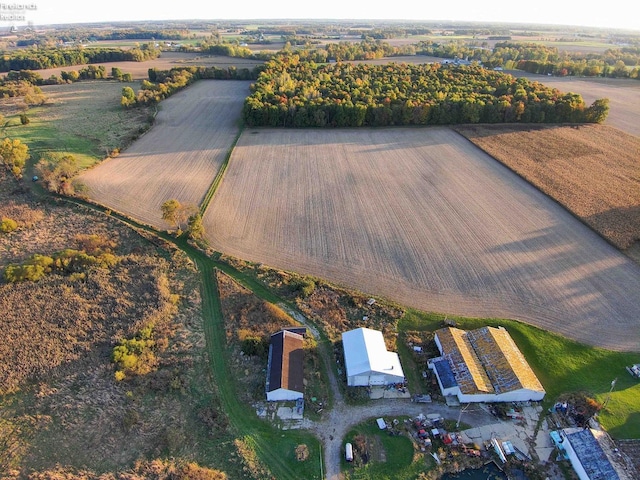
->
[3,254,54,282]
[112,327,159,379]
[0,217,18,233]
[241,336,269,358]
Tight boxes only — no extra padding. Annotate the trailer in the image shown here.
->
[345,442,353,462]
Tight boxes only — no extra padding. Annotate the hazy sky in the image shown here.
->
[4,0,638,32]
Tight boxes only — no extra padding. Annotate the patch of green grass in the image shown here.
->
[3,115,98,168]
[1,80,153,170]
[396,336,427,395]
[342,419,431,479]
[398,309,640,439]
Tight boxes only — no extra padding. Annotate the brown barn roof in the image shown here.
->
[267,330,304,394]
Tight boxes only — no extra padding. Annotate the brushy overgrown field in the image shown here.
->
[1,80,154,168]
[0,171,238,478]
[455,124,640,251]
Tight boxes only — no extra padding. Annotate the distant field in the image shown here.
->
[31,51,264,80]
[455,124,640,250]
[203,127,640,352]
[512,73,640,137]
[78,80,250,228]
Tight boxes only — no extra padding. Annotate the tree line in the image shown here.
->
[14,28,193,47]
[415,41,640,79]
[0,43,161,72]
[121,65,260,107]
[242,56,609,128]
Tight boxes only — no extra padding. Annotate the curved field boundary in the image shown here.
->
[78,80,251,229]
[203,126,640,352]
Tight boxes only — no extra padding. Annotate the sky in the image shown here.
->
[2,0,638,32]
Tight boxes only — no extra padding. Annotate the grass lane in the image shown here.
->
[178,245,323,479]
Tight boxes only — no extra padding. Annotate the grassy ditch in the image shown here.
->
[399,309,640,439]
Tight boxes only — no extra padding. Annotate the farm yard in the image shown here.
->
[203,126,640,353]
[78,80,251,229]
[3,25,640,478]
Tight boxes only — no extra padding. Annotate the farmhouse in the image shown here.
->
[552,428,622,480]
[266,329,304,401]
[429,326,545,403]
[342,327,405,387]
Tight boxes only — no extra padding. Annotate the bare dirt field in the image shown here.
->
[203,127,640,352]
[455,124,640,251]
[78,80,251,228]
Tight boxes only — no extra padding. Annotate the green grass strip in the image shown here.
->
[199,127,243,216]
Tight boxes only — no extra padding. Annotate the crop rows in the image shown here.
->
[203,126,640,352]
[78,80,251,229]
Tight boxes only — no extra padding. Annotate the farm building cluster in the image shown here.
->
[428,326,545,403]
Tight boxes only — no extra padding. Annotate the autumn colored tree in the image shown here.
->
[0,137,30,177]
[36,153,80,195]
[161,199,198,231]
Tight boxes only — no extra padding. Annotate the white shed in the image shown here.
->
[342,327,405,387]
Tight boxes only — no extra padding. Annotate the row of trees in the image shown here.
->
[122,65,260,107]
[243,57,609,127]
[14,28,193,47]
[0,43,161,72]
[1,66,134,88]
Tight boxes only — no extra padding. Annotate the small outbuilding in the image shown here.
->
[266,330,304,401]
[342,327,405,387]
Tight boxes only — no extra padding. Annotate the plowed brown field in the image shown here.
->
[203,127,640,352]
[455,124,640,251]
[78,80,251,228]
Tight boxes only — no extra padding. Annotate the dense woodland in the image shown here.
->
[242,56,609,127]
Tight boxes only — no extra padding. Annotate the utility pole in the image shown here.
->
[602,378,617,409]
[456,402,471,428]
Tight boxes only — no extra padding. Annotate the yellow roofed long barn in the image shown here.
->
[429,326,545,403]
